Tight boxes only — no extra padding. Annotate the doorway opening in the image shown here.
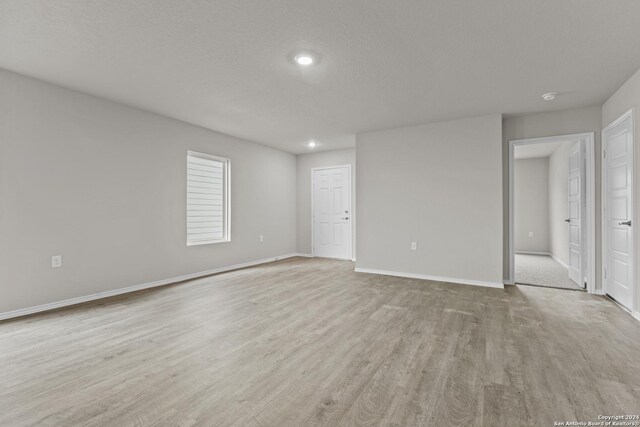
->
[508,133,596,293]
[311,165,353,260]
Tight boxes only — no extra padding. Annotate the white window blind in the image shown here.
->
[187,151,230,246]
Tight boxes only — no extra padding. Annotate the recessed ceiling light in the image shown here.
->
[294,54,315,66]
[308,140,317,148]
[542,92,558,101]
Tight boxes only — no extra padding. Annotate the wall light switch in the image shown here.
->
[411,242,417,251]
[259,235,264,242]
[528,232,534,237]
[52,255,62,268]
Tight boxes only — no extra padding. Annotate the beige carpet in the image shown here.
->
[515,253,583,290]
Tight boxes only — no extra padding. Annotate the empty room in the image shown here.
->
[1,1,640,426]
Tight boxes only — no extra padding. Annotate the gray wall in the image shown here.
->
[356,114,503,285]
[502,106,602,285]
[296,149,356,256]
[514,158,549,253]
[0,69,297,314]
[548,142,572,266]
[602,67,640,313]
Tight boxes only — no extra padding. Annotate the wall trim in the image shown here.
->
[602,291,640,322]
[515,251,551,256]
[515,251,569,269]
[550,254,569,269]
[354,267,504,289]
[294,253,314,258]
[0,253,302,322]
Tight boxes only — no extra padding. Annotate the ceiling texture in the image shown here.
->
[2,0,640,153]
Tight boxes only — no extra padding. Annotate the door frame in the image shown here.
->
[311,164,353,260]
[508,132,596,294]
[602,108,636,314]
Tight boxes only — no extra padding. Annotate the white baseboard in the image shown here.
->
[597,291,639,322]
[0,253,301,322]
[503,279,514,285]
[516,251,569,269]
[549,254,569,269]
[515,251,551,256]
[354,267,503,289]
[294,253,314,258]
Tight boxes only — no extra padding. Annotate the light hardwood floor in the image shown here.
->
[1,257,639,426]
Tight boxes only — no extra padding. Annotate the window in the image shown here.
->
[186,151,230,246]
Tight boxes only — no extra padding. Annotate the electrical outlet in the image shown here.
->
[411,242,417,251]
[259,235,264,242]
[51,255,62,268]
[528,232,534,237]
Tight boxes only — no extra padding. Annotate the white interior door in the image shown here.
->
[313,166,351,260]
[603,113,634,309]
[568,142,585,287]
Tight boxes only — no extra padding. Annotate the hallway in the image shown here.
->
[515,253,583,290]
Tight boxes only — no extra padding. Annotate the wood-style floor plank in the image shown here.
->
[1,257,639,426]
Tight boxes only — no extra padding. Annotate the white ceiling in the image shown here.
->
[2,1,640,154]
[514,140,576,160]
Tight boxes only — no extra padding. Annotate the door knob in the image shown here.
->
[619,220,632,226]
[341,217,349,220]
[564,218,571,223]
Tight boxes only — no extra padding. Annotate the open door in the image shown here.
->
[568,141,585,288]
